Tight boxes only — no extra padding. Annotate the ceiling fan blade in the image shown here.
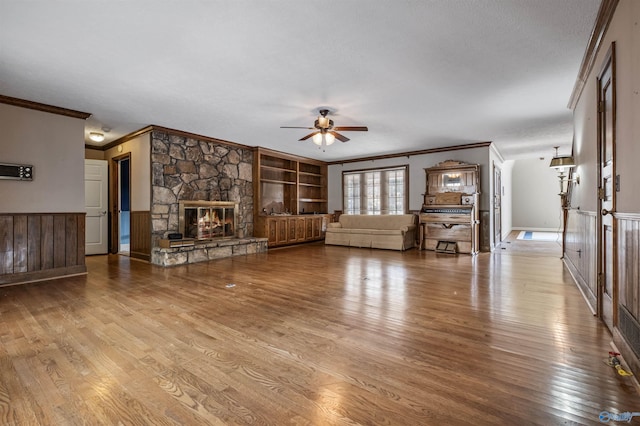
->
[330,131,350,143]
[333,126,368,132]
[299,131,319,141]
[281,126,315,129]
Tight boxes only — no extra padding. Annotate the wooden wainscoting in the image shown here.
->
[130,210,151,261]
[564,209,597,312]
[617,212,640,316]
[614,212,640,379]
[0,213,87,286]
[480,210,490,252]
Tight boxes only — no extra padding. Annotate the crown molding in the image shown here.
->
[90,125,254,152]
[567,0,619,110]
[326,141,492,165]
[0,94,91,119]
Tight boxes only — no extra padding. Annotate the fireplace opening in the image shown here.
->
[178,201,238,240]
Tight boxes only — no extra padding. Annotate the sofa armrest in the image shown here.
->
[327,222,342,229]
[401,224,417,233]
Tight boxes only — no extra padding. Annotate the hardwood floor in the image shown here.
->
[1,233,638,425]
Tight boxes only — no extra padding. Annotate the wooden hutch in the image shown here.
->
[253,147,330,247]
[419,160,480,254]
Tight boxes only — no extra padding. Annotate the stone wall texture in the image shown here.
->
[150,130,254,246]
[152,238,268,267]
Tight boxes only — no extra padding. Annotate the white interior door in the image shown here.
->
[493,164,502,247]
[85,159,108,255]
[598,45,616,331]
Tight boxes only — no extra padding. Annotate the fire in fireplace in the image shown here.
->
[178,201,238,240]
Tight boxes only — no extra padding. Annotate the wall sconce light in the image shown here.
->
[549,146,578,205]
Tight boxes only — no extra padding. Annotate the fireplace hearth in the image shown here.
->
[179,201,238,240]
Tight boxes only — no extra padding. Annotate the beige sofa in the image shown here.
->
[325,214,417,250]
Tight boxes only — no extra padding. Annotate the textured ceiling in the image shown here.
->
[0,0,600,161]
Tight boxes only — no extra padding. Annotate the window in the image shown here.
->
[342,165,408,214]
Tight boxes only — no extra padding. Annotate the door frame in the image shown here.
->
[596,42,617,329]
[110,153,131,254]
[493,162,502,248]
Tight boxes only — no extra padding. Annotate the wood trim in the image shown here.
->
[0,94,91,119]
[0,265,87,287]
[0,213,86,286]
[99,126,154,151]
[110,153,131,254]
[89,127,490,169]
[93,124,255,153]
[130,210,151,261]
[567,0,619,110]
[254,146,327,166]
[327,141,492,165]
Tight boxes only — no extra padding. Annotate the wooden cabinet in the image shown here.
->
[256,214,330,247]
[253,148,329,247]
[253,147,327,216]
[298,162,327,215]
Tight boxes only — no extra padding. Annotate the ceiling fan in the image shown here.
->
[280,109,368,147]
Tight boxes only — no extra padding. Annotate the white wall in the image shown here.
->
[0,103,85,213]
[511,157,562,231]
[328,146,490,213]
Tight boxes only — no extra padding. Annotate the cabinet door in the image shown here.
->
[296,218,306,242]
[277,218,288,243]
[305,218,314,240]
[288,218,298,242]
[312,217,322,238]
[267,219,277,245]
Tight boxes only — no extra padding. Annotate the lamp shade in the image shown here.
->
[312,133,323,146]
[324,133,335,145]
[549,156,575,169]
[317,115,330,128]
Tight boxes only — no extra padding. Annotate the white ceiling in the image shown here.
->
[0,1,600,162]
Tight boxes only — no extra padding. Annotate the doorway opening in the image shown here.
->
[111,154,131,256]
[119,157,131,254]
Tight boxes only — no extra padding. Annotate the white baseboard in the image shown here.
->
[512,227,563,232]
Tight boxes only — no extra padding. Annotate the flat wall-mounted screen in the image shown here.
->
[0,162,33,180]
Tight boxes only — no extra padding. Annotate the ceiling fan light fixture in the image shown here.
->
[324,133,335,145]
[281,108,367,148]
[317,115,330,128]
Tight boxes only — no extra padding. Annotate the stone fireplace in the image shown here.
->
[150,129,267,267]
[179,200,238,240]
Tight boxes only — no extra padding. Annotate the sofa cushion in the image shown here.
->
[328,227,375,234]
[338,214,415,230]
